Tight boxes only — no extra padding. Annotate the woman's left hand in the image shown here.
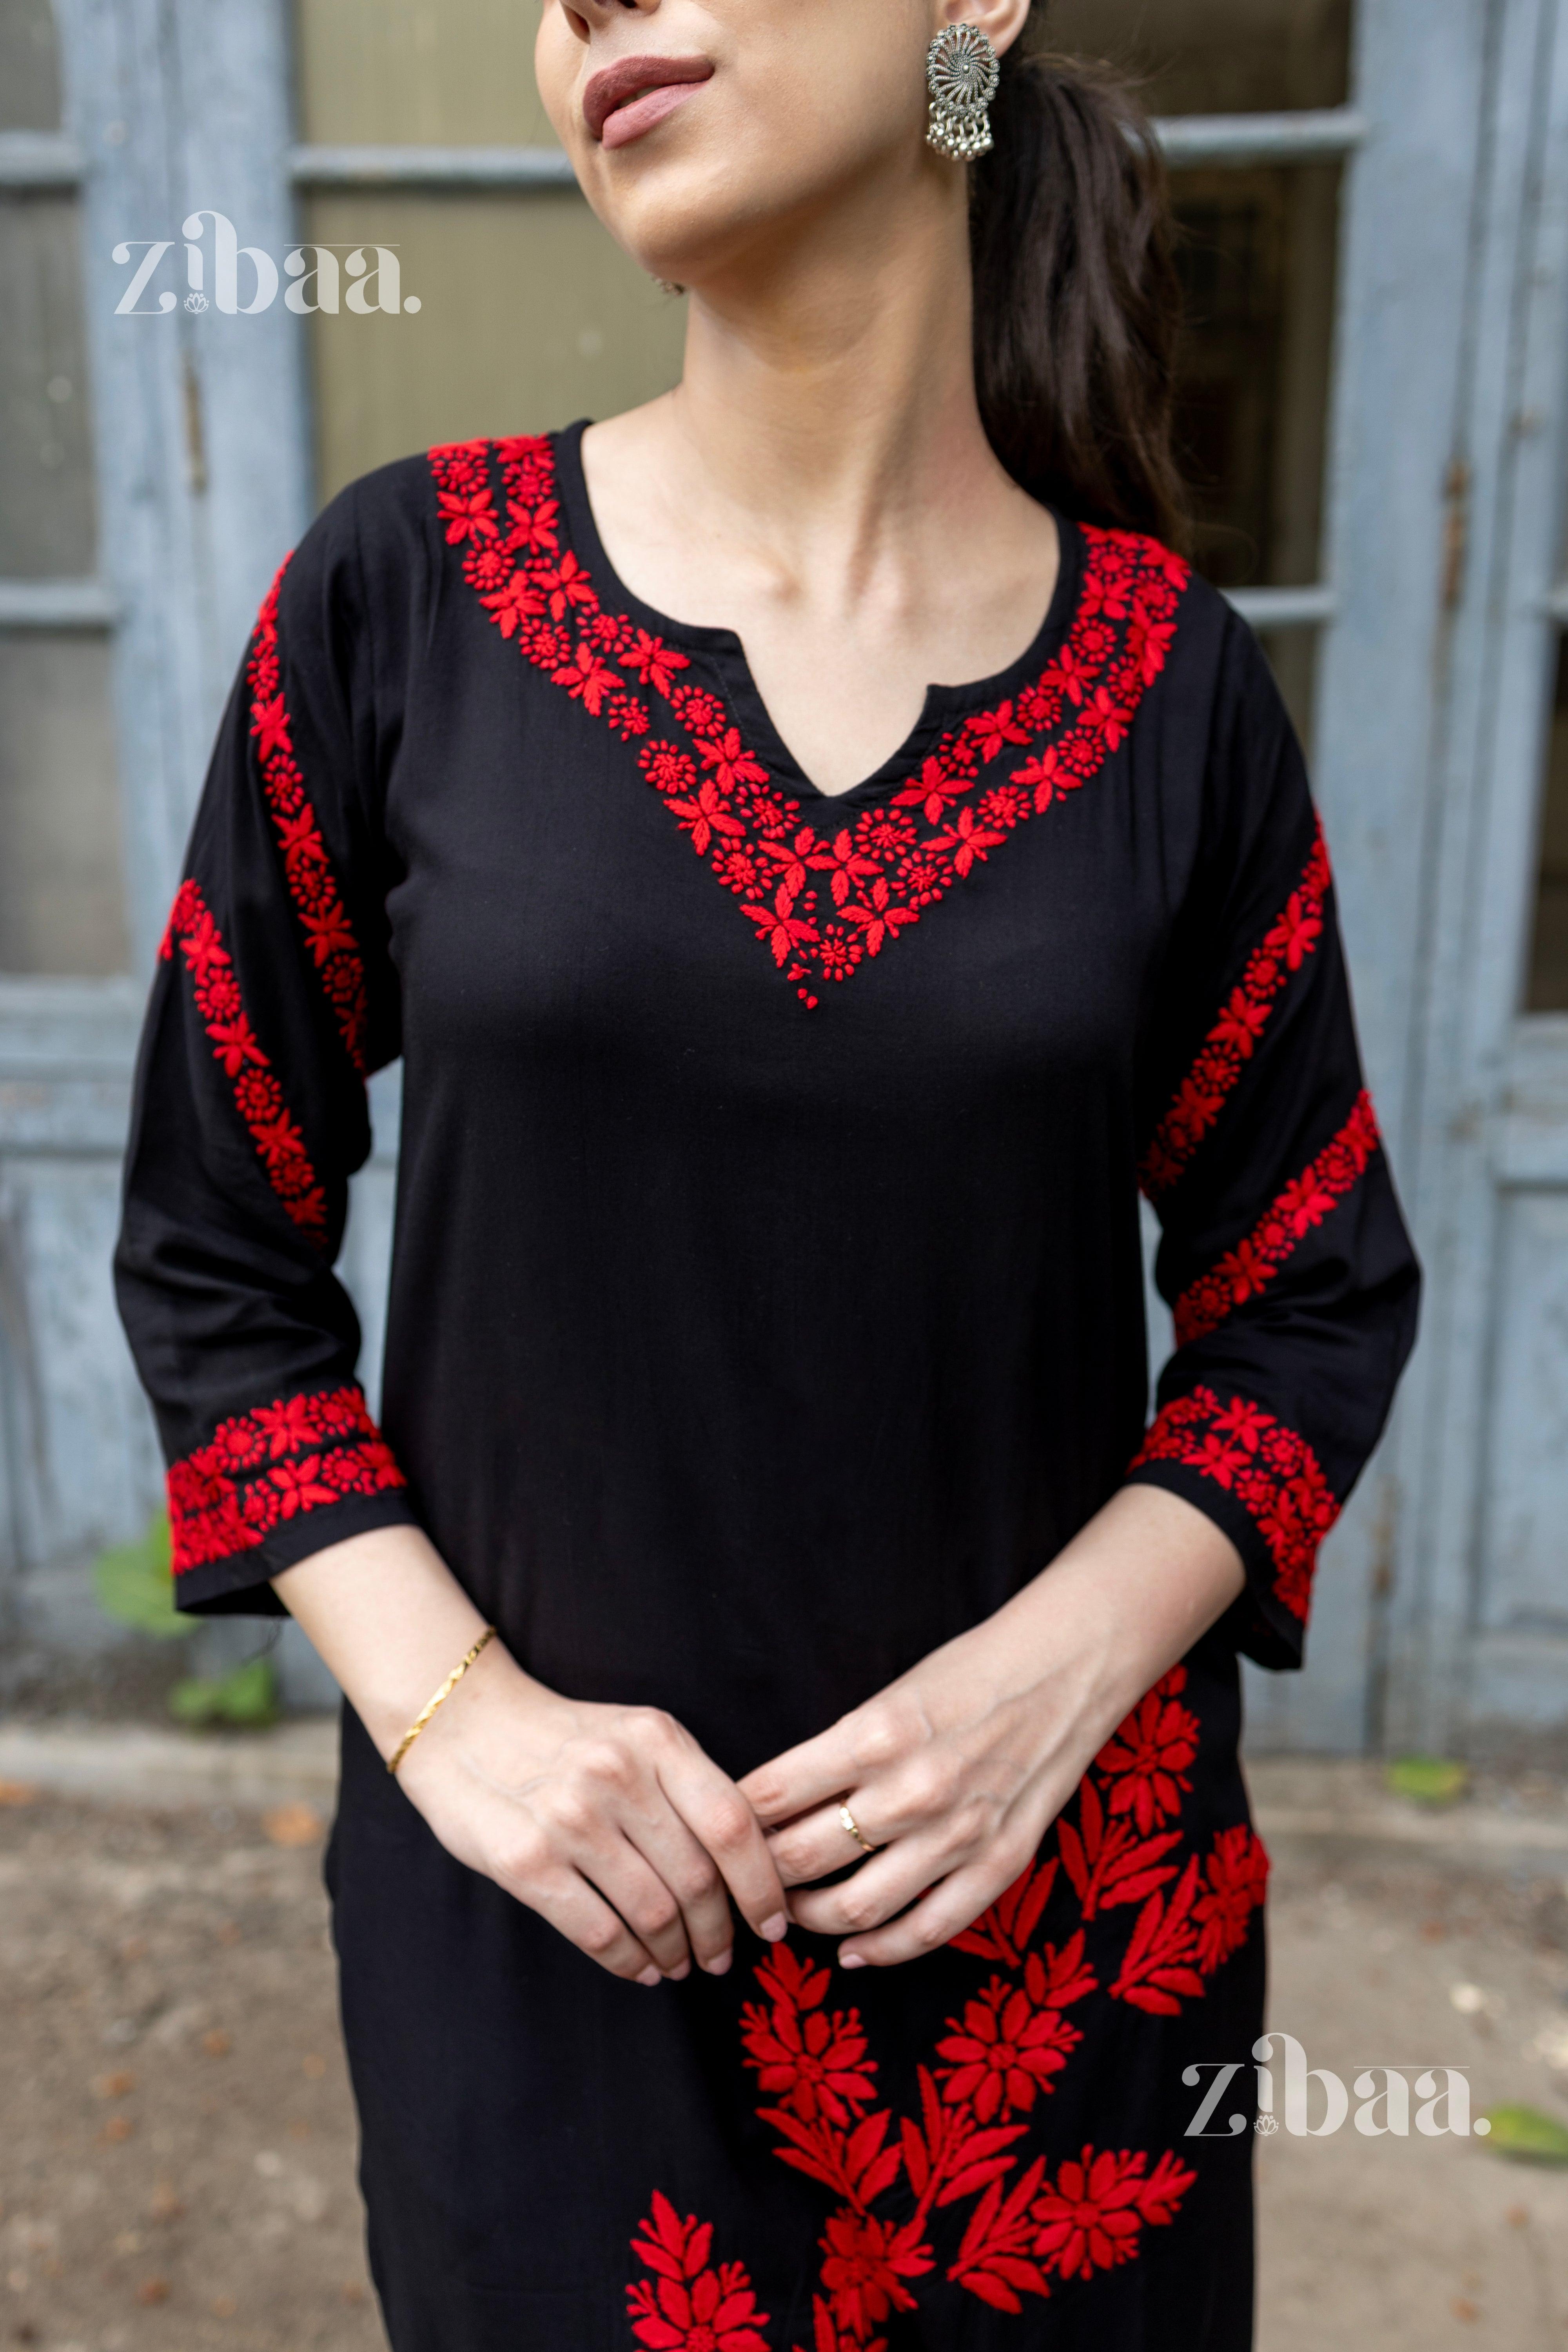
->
[736,1485,1246,1969]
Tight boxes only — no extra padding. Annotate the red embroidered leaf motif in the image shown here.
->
[1056,1776,1183,1922]
[1107,1856,1207,2015]
[949,1854,1058,1967]
[947,2158,1051,2313]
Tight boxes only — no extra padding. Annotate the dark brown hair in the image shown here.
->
[970,10,1189,550]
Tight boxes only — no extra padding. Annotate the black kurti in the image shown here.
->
[116,423,1418,2352]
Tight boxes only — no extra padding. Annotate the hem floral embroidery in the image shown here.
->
[160,878,329,1245]
[247,557,370,1074]
[629,1662,1269,2347]
[428,435,1191,1007]
[166,1383,406,1577]
[1140,824,1332,1198]
[1173,1091,1381,1346]
[1130,1388,1338,1622]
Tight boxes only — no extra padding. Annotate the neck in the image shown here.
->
[654,160,1013,582]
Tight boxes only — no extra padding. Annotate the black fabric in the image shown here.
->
[116,425,1418,2352]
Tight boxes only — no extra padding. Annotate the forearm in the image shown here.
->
[271,1524,537,1764]
[985,1483,1246,1744]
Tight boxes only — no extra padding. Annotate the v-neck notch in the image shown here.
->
[552,419,1085,811]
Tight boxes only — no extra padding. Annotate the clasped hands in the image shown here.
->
[396,1487,1243,1986]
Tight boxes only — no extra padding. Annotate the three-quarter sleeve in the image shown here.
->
[115,481,419,1615]
[1125,616,1420,1668]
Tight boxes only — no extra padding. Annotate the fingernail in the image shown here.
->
[704,1949,733,1976]
[760,1913,788,1943]
[667,1960,692,1982]
[840,1953,866,1971]
[638,1965,662,1987]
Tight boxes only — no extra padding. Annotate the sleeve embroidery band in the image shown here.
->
[247,557,371,1075]
[167,1385,407,1577]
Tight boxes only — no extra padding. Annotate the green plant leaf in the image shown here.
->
[1480,2105,1568,2165]
[168,1655,280,1732]
[93,1514,186,1640]
[1386,1755,1470,1808]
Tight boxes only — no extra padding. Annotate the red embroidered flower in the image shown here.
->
[1031,2147,1197,2281]
[1095,1670,1201,1834]
[621,630,691,698]
[744,884,819,967]
[628,2196,771,2352]
[893,755,968,825]
[807,830,883,908]
[436,485,497,545]
[817,927,863,984]
[818,2210,931,2335]
[739,1987,874,2126]
[1130,1386,1338,1623]
[844,878,920,957]
[934,1974,1084,2122]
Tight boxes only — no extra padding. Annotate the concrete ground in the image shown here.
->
[2,1728,1566,2352]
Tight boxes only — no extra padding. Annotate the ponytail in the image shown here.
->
[970,25,1189,551]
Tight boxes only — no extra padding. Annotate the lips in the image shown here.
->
[584,53,714,148]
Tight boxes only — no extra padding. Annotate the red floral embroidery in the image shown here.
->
[1141,825,1332,1197]
[160,878,328,1245]
[165,1384,407,1575]
[430,435,1189,1007]
[1027,2146,1200,2281]
[740,1945,877,2127]
[247,559,369,1073]
[1107,1828,1270,2016]
[628,2197,771,2352]
[1093,1664,1201,1834]
[627,1653,1270,2347]
[933,1936,1096,2121]
[1129,1386,1337,1622]
[1173,1090,1381,1345]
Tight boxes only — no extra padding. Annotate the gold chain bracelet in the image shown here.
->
[387,1627,496,1777]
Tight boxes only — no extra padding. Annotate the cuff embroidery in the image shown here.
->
[1129,1386,1338,1624]
[167,1384,407,1577]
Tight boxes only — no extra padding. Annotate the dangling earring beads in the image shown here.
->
[925,23,1000,162]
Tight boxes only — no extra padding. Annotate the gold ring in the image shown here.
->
[838,1803,878,1856]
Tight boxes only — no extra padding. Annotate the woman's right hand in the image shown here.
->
[272,1522,789,1987]
[397,1658,792,1984]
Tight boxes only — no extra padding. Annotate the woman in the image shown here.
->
[115,1,1419,2346]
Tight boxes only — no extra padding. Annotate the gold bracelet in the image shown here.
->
[387,1627,496,1776]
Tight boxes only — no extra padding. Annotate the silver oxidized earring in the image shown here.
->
[925,23,1000,162]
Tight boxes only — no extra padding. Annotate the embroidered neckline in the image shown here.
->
[428,432,1190,1007]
